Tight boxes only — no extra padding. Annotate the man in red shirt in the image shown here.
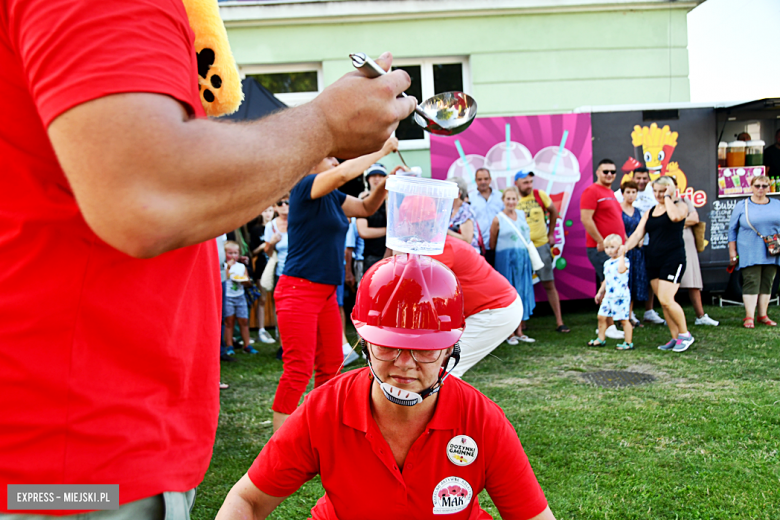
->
[580,159,627,286]
[0,0,414,516]
[580,159,627,339]
[430,236,523,377]
[216,255,556,520]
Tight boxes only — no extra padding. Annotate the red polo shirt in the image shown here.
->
[580,183,626,248]
[1,0,219,513]
[430,236,518,317]
[248,368,548,520]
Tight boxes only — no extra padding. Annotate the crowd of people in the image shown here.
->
[4,3,776,515]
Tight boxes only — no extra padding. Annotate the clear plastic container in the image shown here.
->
[727,141,746,167]
[718,142,728,168]
[745,140,765,166]
[385,176,457,255]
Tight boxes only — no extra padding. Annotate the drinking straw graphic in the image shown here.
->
[545,130,569,194]
[505,124,512,172]
[454,140,474,183]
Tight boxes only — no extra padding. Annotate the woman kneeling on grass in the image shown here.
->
[625,176,694,353]
[590,234,633,350]
[217,254,556,520]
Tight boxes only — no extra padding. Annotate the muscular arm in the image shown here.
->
[356,218,387,239]
[216,474,285,520]
[580,209,603,249]
[47,57,414,259]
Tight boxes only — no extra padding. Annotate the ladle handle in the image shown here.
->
[349,53,430,123]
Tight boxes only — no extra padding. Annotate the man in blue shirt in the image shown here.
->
[468,168,504,265]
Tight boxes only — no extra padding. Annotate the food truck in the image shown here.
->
[586,98,780,293]
[430,98,779,300]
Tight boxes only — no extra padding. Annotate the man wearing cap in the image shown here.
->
[514,170,570,333]
[468,168,504,264]
[357,163,390,273]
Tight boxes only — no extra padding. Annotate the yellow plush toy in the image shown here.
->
[182,0,243,117]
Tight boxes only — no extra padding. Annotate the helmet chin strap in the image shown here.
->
[362,340,460,407]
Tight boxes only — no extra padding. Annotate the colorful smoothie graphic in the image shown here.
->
[445,125,579,275]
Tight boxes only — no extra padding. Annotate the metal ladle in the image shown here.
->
[349,53,477,137]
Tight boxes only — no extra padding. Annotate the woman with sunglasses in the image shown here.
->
[625,176,694,352]
[271,137,400,432]
[217,254,556,520]
[728,175,780,328]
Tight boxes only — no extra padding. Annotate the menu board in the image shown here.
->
[709,198,738,250]
[717,166,765,197]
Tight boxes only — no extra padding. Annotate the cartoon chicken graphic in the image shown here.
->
[630,123,687,191]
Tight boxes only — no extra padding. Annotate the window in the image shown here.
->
[391,57,470,150]
[240,63,322,107]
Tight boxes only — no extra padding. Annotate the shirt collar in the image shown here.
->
[342,368,461,432]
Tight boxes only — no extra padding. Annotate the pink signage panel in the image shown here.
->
[430,113,596,301]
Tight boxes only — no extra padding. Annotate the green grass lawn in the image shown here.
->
[193,303,780,520]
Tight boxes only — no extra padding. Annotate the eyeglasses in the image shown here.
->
[601,170,617,175]
[369,343,444,364]
[276,200,289,206]
[753,184,769,189]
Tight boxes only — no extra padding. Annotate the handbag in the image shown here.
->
[498,211,545,271]
[260,251,277,291]
[744,199,780,256]
[692,221,708,253]
[260,221,280,291]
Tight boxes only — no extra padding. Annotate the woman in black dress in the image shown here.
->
[625,177,693,352]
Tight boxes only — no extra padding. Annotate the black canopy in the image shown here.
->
[222,77,287,121]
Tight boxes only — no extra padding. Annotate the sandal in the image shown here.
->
[587,338,606,347]
[556,324,571,333]
[757,316,777,327]
[743,317,755,329]
[615,342,634,350]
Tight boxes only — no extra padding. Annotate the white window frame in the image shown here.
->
[391,56,471,151]
[240,62,323,107]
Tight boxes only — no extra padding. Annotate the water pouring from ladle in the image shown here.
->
[350,53,477,137]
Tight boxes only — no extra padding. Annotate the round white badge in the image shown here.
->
[432,476,473,515]
[446,435,478,466]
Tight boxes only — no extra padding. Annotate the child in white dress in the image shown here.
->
[590,234,634,350]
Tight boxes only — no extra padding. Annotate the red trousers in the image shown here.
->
[272,275,343,414]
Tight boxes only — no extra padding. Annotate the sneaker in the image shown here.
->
[630,311,638,322]
[343,350,359,366]
[243,346,259,354]
[220,353,236,362]
[672,333,695,353]
[517,335,536,343]
[694,314,719,326]
[657,339,676,351]
[276,347,283,360]
[226,347,235,356]
[258,329,276,344]
[506,336,520,345]
[644,309,666,325]
[249,337,256,345]
[605,325,625,339]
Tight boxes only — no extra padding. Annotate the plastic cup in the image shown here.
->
[484,141,534,191]
[385,176,457,255]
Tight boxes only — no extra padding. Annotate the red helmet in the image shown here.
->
[352,254,464,350]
